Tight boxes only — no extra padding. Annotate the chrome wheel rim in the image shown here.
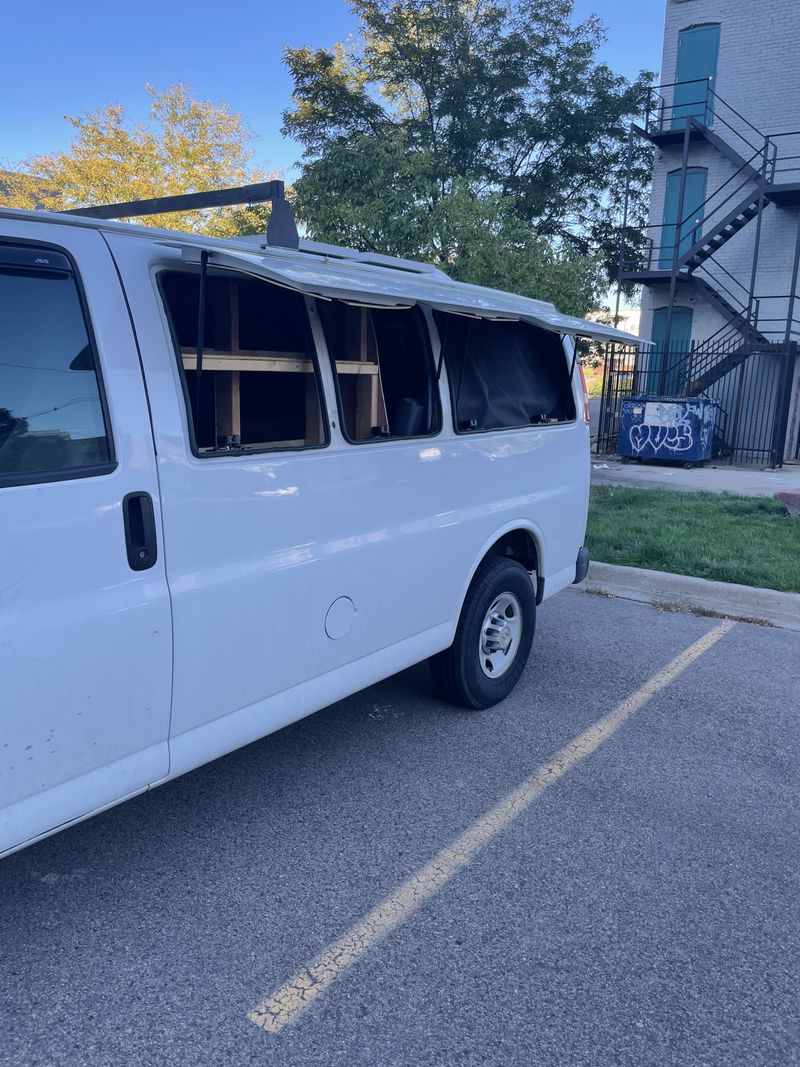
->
[479,592,523,678]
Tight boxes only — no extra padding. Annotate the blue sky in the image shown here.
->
[1,1,665,177]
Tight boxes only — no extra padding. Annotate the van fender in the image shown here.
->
[449,519,546,640]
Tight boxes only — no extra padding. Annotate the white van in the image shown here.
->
[0,186,639,856]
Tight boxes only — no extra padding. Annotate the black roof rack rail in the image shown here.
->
[64,180,299,250]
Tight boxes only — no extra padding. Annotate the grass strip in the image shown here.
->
[586,485,800,593]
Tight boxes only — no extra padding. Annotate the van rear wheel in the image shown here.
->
[430,556,536,710]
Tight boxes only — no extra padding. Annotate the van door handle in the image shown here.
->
[122,492,158,571]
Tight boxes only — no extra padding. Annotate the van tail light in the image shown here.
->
[578,365,591,425]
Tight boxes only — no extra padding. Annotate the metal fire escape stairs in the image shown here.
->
[623,131,765,348]
[610,82,800,464]
[618,83,800,397]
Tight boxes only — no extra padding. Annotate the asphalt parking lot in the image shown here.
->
[2,591,798,1067]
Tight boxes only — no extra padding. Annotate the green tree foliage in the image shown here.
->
[0,408,26,450]
[4,84,273,236]
[284,0,653,313]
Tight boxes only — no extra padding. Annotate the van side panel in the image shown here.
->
[105,233,588,763]
[160,409,589,780]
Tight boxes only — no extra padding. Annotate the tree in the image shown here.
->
[3,84,273,236]
[0,408,26,450]
[284,0,653,311]
[440,187,607,317]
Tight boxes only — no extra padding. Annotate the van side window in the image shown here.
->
[318,302,440,441]
[0,244,112,483]
[434,313,576,432]
[160,270,327,454]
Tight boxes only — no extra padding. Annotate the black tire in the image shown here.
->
[429,556,536,710]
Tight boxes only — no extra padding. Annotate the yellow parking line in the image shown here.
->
[248,619,735,1034]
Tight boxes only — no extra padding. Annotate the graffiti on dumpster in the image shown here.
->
[620,397,717,461]
[629,401,694,455]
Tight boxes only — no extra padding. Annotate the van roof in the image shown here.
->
[0,203,643,346]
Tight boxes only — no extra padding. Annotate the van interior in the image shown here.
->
[161,269,440,451]
[316,301,439,441]
[434,312,577,431]
[161,269,326,452]
[159,268,576,452]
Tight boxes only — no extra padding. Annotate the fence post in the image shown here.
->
[614,125,636,326]
[728,352,749,466]
[746,142,768,328]
[597,343,615,454]
[770,341,798,468]
[685,339,695,395]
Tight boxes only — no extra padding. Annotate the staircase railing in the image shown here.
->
[694,254,762,332]
[641,84,800,187]
[643,80,771,164]
[619,149,767,275]
[764,130,800,183]
[747,296,800,342]
[680,337,751,394]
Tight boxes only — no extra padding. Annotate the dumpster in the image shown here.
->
[618,396,718,466]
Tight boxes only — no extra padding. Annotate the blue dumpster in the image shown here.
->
[618,396,718,466]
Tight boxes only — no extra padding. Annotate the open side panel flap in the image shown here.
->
[426,301,644,345]
[178,246,414,309]
[177,245,645,345]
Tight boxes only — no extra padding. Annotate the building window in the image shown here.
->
[160,270,327,454]
[435,313,576,432]
[318,302,440,441]
[0,244,112,484]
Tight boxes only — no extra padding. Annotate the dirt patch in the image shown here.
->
[648,599,773,627]
[580,585,774,627]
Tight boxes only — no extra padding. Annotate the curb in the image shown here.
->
[575,561,800,633]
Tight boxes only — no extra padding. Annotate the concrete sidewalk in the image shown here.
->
[591,455,800,498]
[581,561,800,633]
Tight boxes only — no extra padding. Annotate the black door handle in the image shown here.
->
[122,492,158,571]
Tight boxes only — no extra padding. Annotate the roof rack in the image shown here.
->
[61,180,452,278]
[65,180,299,250]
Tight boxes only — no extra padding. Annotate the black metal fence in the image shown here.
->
[596,340,798,467]
[596,344,637,455]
